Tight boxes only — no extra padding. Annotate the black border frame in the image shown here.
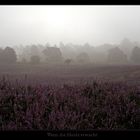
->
[0,0,140,5]
[0,1,139,139]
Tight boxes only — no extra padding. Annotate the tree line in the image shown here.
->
[1,42,140,65]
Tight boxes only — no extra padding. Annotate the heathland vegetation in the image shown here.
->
[0,38,140,130]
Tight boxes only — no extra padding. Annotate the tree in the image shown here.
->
[0,48,4,63]
[43,46,63,63]
[59,42,65,48]
[0,47,17,64]
[119,38,134,57]
[107,47,128,64]
[30,45,39,56]
[30,55,40,65]
[60,43,76,59]
[131,46,140,64]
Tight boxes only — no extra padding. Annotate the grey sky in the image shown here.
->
[0,5,140,47]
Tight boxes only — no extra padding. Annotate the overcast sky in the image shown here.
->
[0,5,140,47]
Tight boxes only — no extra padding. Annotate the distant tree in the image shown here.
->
[42,46,63,63]
[119,38,134,57]
[107,47,128,64]
[59,42,65,48]
[60,43,76,59]
[30,55,40,65]
[30,45,39,56]
[65,59,72,65]
[0,48,3,52]
[0,48,4,63]
[130,46,140,64]
[0,47,17,64]
[84,43,90,48]
[45,43,51,48]
[76,52,90,64]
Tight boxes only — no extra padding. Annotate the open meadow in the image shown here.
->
[0,64,139,130]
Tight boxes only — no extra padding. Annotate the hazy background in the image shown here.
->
[0,5,140,47]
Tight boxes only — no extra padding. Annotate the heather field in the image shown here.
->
[0,64,140,130]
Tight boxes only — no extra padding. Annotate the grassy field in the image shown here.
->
[0,64,140,85]
[0,64,139,130]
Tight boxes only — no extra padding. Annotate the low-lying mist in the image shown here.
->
[0,38,140,66]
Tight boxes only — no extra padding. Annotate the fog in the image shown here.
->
[1,6,140,66]
[0,6,140,46]
[0,6,140,131]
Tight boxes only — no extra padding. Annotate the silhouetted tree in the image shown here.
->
[43,46,63,63]
[130,46,140,64]
[30,55,41,65]
[0,47,17,64]
[107,47,128,64]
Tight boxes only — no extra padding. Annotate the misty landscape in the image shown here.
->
[0,6,140,130]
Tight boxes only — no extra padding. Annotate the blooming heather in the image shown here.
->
[0,78,139,130]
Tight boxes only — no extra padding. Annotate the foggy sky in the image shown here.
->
[0,5,140,47]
